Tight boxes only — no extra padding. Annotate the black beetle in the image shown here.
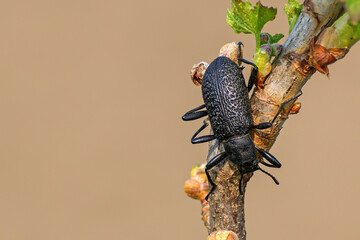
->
[182,42,301,200]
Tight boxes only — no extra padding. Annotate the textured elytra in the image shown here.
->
[202,57,253,141]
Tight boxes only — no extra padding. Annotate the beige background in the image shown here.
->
[0,1,359,240]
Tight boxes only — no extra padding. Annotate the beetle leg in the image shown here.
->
[252,90,303,130]
[255,146,281,168]
[237,41,244,66]
[182,104,208,121]
[237,41,258,92]
[253,122,272,129]
[205,152,228,201]
[191,120,215,144]
[270,90,303,125]
[239,174,244,195]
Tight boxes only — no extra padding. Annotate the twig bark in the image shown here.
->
[206,1,345,239]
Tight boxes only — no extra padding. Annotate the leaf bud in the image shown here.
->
[219,42,242,66]
[190,62,209,86]
[271,43,283,57]
[260,44,272,56]
[206,230,239,240]
[185,164,209,200]
[260,33,270,44]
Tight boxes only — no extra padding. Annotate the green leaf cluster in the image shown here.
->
[227,0,277,50]
[344,0,360,24]
[226,0,284,77]
[284,0,303,34]
[334,12,360,47]
[353,21,360,40]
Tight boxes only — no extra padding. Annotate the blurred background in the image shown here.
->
[0,0,359,239]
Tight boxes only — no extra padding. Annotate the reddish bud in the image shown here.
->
[271,43,282,57]
[260,33,270,44]
[289,102,301,114]
[309,37,348,77]
[260,44,272,56]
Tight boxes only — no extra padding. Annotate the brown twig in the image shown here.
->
[205,1,345,239]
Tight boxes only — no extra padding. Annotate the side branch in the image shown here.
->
[251,0,344,150]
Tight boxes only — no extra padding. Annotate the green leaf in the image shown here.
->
[284,0,303,34]
[353,21,360,40]
[226,0,280,74]
[323,12,360,48]
[269,33,284,43]
[344,0,360,24]
[337,13,360,47]
[227,9,252,34]
[227,0,277,49]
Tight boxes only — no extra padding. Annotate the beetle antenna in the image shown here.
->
[258,167,279,185]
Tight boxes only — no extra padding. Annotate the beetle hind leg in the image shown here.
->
[270,90,303,125]
[252,90,303,130]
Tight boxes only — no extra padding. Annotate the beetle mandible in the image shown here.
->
[182,42,301,200]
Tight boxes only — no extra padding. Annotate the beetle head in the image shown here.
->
[223,135,258,173]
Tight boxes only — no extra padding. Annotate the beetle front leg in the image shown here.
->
[182,104,208,121]
[238,57,258,92]
[205,152,227,201]
[255,146,281,168]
